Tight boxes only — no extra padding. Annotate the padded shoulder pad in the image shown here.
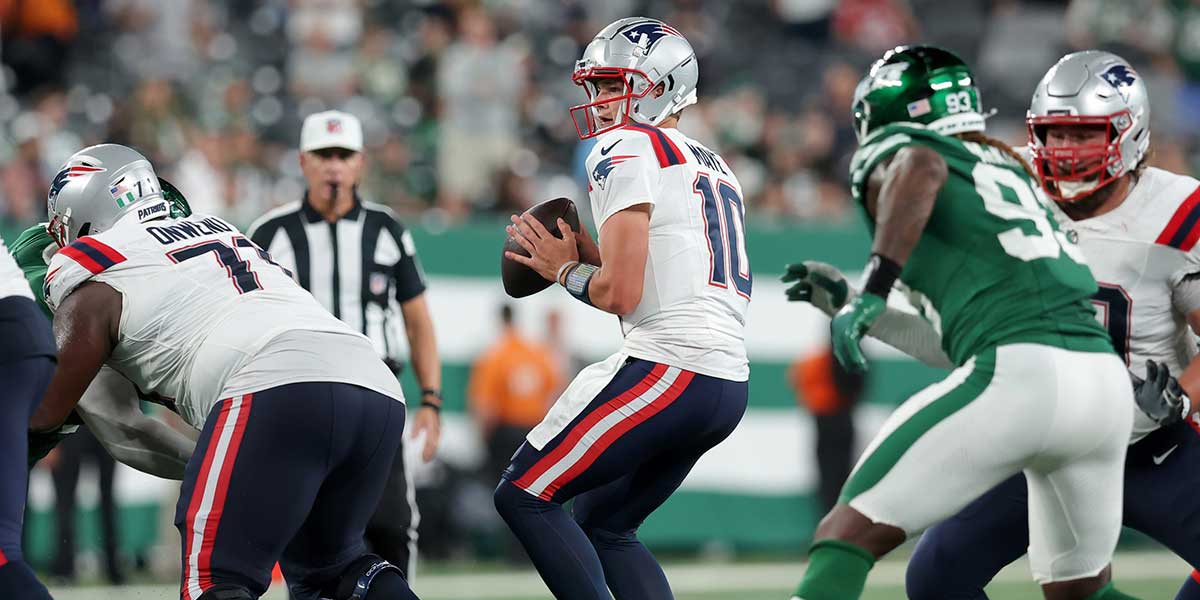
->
[45,236,127,312]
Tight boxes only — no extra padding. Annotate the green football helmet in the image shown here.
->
[159,177,192,218]
[852,45,985,142]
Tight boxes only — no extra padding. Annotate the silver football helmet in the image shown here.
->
[569,17,698,139]
[1027,50,1150,202]
[47,144,170,247]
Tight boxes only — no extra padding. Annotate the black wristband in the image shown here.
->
[862,253,902,298]
[420,400,442,413]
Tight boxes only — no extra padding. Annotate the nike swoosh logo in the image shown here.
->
[1154,444,1178,465]
[600,140,621,156]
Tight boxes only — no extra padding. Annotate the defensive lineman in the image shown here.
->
[786,46,1138,600]
[498,18,749,599]
[30,144,420,600]
[884,50,1200,600]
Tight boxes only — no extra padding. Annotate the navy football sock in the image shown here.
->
[0,559,53,600]
[494,479,609,600]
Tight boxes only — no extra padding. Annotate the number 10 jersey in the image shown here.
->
[849,123,1111,366]
[44,213,404,429]
[585,124,750,382]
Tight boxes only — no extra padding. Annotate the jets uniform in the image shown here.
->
[908,167,1200,599]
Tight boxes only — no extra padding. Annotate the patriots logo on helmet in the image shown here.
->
[1100,64,1137,102]
[591,154,637,189]
[620,21,682,49]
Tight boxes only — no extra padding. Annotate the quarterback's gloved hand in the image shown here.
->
[781,261,856,317]
[1131,359,1191,427]
[830,294,887,373]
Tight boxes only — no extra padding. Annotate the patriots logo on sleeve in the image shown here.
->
[1099,65,1137,102]
[620,21,683,49]
[592,155,636,190]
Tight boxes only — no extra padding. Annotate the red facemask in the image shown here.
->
[1027,111,1132,202]
[569,67,654,139]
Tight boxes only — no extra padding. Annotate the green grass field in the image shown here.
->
[46,550,1191,599]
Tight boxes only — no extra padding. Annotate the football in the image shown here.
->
[501,197,581,298]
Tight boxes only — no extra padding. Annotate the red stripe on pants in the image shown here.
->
[197,395,253,591]
[539,370,695,500]
[513,364,668,494]
[181,399,234,600]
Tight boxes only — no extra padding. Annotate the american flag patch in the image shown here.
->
[907,98,931,118]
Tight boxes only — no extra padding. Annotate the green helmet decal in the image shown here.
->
[158,177,192,218]
[852,45,985,141]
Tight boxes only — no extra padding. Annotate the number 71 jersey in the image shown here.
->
[44,213,361,425]
[585,124,749,381]
[849,123,1112,366]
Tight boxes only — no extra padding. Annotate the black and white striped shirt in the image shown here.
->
[247,195,426,369]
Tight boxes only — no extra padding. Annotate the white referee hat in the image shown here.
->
[300,110,363,152]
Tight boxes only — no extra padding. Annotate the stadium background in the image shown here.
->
[2,0,1199,596]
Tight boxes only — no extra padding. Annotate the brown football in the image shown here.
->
[502,197,581,298]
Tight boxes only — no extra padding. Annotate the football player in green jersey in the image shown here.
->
[788,46,1139,600]
[12,178,195,476]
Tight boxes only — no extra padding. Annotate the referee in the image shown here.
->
[247,110,441,579]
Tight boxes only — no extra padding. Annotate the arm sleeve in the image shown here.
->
[75,366,195,480]
[868,305,955,369]
[586,135,659,230]
[389,220,427,304]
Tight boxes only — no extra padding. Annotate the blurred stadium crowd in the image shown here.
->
[1,0,1197,232]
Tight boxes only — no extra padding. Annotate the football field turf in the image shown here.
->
[47,550,1191,599]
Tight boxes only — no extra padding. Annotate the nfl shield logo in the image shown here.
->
[370,272,389,296]
[326,119,342,134]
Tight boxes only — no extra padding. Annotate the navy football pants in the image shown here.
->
[907,418,1200,600]
[0,296,55,600]
[494,358,747,600]
[174,382,416,600]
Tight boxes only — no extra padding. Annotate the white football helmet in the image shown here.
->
[1027,50,1150,202]
[47,144,170,247]
[569,17,698,139]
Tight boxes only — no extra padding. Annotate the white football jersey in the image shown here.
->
[45,213,404,429]
[585,124,749,381]
[1051,167,1200,440]
[0,238,34,300]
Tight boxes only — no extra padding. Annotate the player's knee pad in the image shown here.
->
[325,554,407,600]
[196,584,257,600]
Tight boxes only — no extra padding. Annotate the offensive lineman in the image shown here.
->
[498,18,749,600]
[813,50,1200,600]
[786,46,1138,600]
[12,182,196,478]
[29,144,420,600]
[0,239,55,598]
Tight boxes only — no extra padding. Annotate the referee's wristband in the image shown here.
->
[420,389,442,412]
